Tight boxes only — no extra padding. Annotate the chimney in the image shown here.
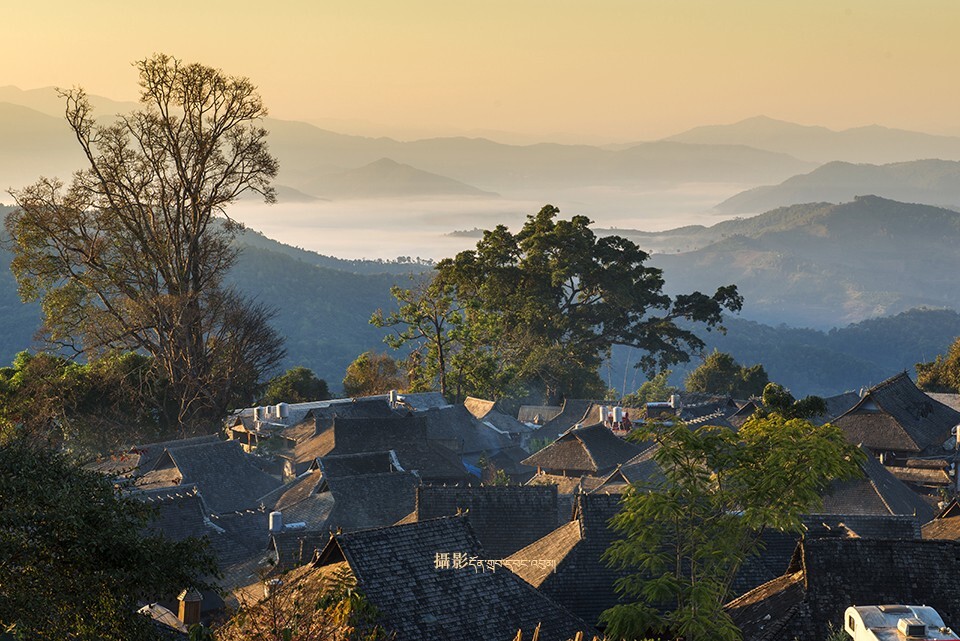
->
[177,588,202,626]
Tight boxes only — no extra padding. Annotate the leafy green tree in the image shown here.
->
[916,336,960,393]
[684,350,769,398]
[342,351,407,397]
[0,350,169,453]
[371,276,462,398]
[259,366,330,404]
[601,415,863,641]
[379,206,741,404]
[6,54,284,428]
[760,382,827,420]
[622,370,679,407]
[0,440,217,640]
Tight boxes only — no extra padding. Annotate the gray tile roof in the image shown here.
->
[536,399,605,441]
[463,396,531,434]
[517,405,562,425]
[314,516,597,641]
[317,450,400,479]
[834,372,960,454]
[397,391,450,411]
[141,440,283,514]
[324,471,420,533]
[328,415,470,483]
[728,538,960,641]
[521,424,646,475]
[270,529,331,571]
[413,485,560,558]
[129,434,223,478]
[820,445,936,522]
[420,404,515,456]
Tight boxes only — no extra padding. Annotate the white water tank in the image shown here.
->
[612,406,623,423]
[845,605,959,641]
[599,406,607,423]
[277,403,289,419]
[268,511,283,533]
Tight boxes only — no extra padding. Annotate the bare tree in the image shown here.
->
[6,54,284,428]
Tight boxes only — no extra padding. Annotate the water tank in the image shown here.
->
[598,406,607,423]
[389,389,398,404]
[268,511,283,533]
[277,403,289,419]
[612,406,623,423]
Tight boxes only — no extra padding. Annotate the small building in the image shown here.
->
[521,423,647,477]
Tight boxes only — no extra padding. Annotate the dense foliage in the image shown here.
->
[683,350,769,398]
[602,415,863,641]
[0,441,217,640]
[621,371,679,407]
[915,335,960,393]
[259,366,330,405]
[342,351,407,397]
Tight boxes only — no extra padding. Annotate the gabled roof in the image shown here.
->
[922,497,960,540]
[413,485,560,558]
[126,434,222,478]
[137,484,212,541]
[812,391,861,425]
[323,471,420,533]
[820,445,936,522]
[928,392,960,413]
[507,493,628,627]
[834,372,960,453]
[314,516,596,641]
[420,404,515,455]
[463,396,531,434]
[141,440,283,514]
[727,538,960,641]
[328,415,469,482]
[521,424,646,475]
[536,399,605,441]
[396,391,450,411]
[270,529,330,571]
[517,404,562,425]
[317,450,400,480]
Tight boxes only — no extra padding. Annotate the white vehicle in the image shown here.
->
[844,605,959,640]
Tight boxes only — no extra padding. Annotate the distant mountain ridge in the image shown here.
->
[646,196,960,327]
[667,115,960,164]
[306,157,498,199]
[715,159,960,213]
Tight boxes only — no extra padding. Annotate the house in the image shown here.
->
[833,372,960,464]
[261,469,333,528]
[535,399,607,441]
[137,440,283,514]
[327,415,471,484]
[506,493,627,628]
[521,423,647,477]
[268,529,331,572]
[727,538,960,641]
[312,516,597,641]
[411,485,560,558]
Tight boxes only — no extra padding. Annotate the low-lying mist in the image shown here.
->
[228,182,747,261]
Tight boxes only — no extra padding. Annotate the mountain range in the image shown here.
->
[666,115,960,164]
[714,159,960,214]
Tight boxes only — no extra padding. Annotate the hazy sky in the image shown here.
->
[6,1,960,142]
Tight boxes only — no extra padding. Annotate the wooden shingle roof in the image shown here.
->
[463,396,531,434]
[323,471,420,533]
[517,404,562,425]
[507,493,628,627]
[317,450,400,480]
[521,424,646,475]
[536,399,605,441]
[328,415,470,483]
[141,440,283,514]
[413,485,560,558]
[728,538,960,641]
[314,516,597,641]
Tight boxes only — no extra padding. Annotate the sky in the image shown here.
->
[5,1,960,142]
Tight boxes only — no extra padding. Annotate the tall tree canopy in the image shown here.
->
[6,54,284,428]
[684,350,769,398]
[376,205,742,403]
[916,336,960,393]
